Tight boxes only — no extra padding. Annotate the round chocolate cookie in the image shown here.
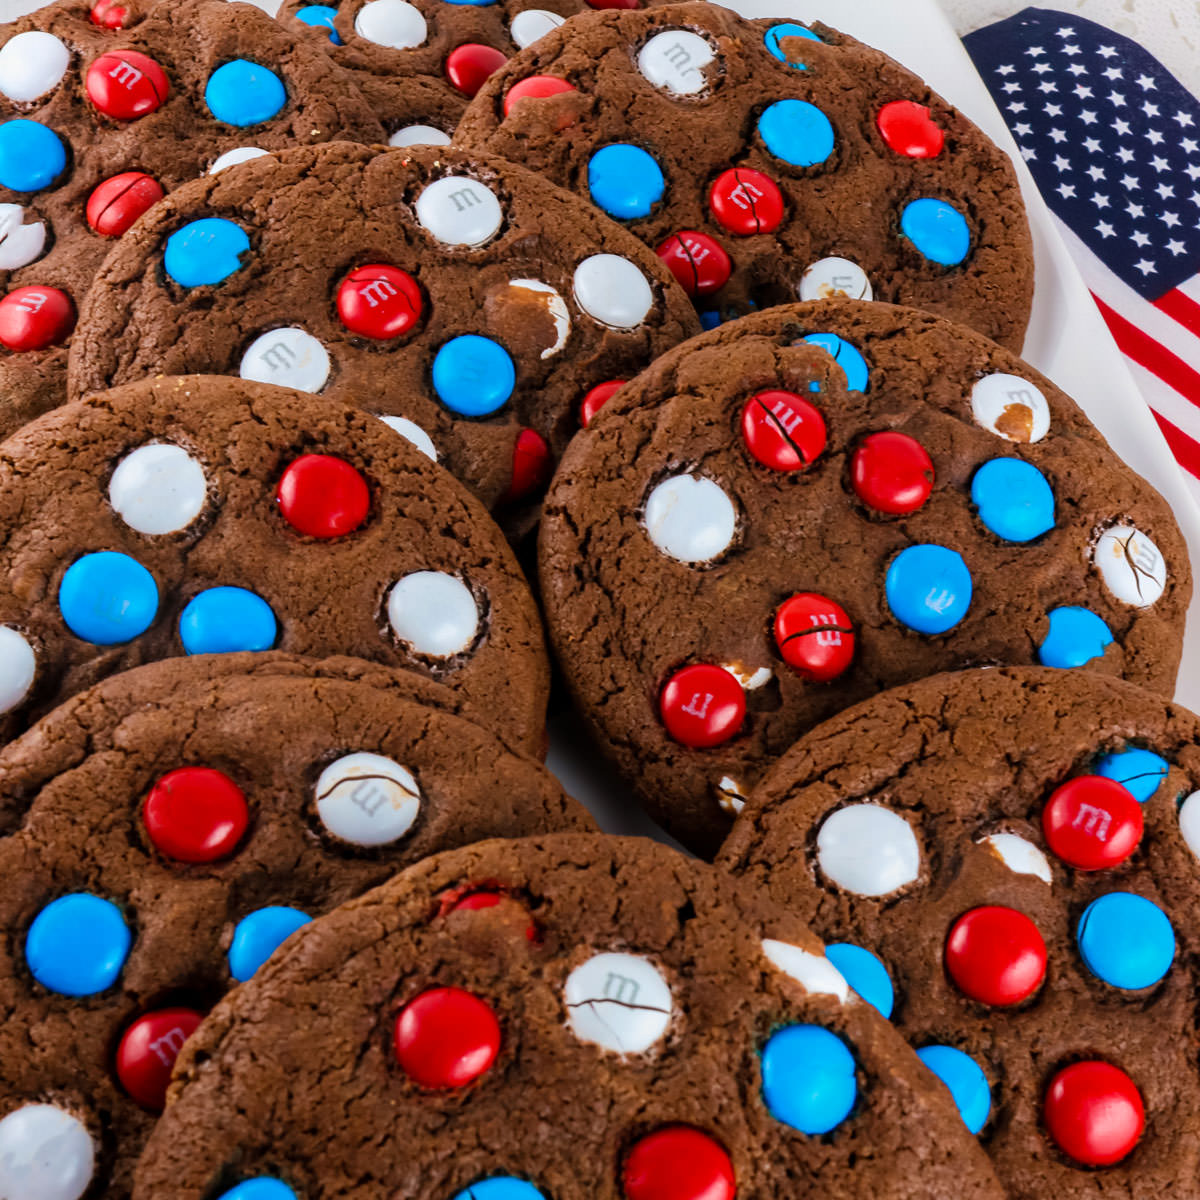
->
[0,0,387,436]
[279,0,646,135]
[66,140,700,512]
[129,833,1006,1199]
[719,667,1200,1198]
[454,2,1034,349]
[0,653,592,1200]
[539,300,1190,855]
[0,373,550,754]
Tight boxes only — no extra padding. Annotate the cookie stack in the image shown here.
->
[0,0,1192,1197]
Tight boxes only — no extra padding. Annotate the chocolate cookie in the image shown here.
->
[127,833,1005,1199]
[0,654,591,1200]
[718,667,1200,1198]
[66,140,700,513]
[0,373,550,754]
[279,0,638,135]
[0,0,387,436]
[539,300,1190,855]
[454,3,1034,349]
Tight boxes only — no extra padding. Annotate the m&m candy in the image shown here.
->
[659,664,745,748]
[1043,1061,1144,1166]
[86,172,165,237]
[944,906,1047,1007]
[773,593,855,683]
[276,454,370,538]
[86,50,169,120]
[143,766,250,863]
[394,986,501,1088]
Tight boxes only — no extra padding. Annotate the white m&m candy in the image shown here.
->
[0,31,70,102]
[798,257,873,302]
[415,177,503,248]
[0,1104,95,1200]
[564,952,673,1053]
[0,626,35,715]
[1092,525,1167,607]
[209,146,270,175]
[378,414,438,461]
[762,939,851,1003]
[0,204,47,270]
[643,474,736,563]
[240,327,331,393]
[109,442,207,535]
[387,571,479,657]
[979,832,1052,885]
[970,373,1050,443]
[388,125,451,148]
[573,254,654,329]
[1179,791,1200,861]
[637,30,715,95]
[316,752,421,846]
[816,803,921,896]
[510,9,565,49]
[354,0,427,48]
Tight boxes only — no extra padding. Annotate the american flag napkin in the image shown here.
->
[964,9,1200,493]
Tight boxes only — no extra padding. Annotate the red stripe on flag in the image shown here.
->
[1092,293,1200,405]
[1153,289,1200,340]
[1151,408,1200,480]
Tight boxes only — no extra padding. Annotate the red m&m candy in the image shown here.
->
[143,766,249,863]
[86,50,169,120]
[445,44,507,97]
[623,1126,736,1200]
[740,390,826,471]
[0,286,75,352]
[580,379,625,426]
[276,454,370,539]
[1042,776,1143,870]
[503,75,577,117]
[336,264,422,340]
[660,664,745,749]
[1044,1061,1144,1166]
[90,0,130,27]
[851,431,934,515]
[656,231,732,297]
[502,429,552,504]
[86,171,164,237]
[774,593,855,683]
[877,100,945,159]
[116,1007,205,1110]
[945,906,1046,1007]
[708,167,784,236]
[394,986,501,1088]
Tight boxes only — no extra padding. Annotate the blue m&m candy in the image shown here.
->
[0,119,66,192]
[761,1023,857,1134]
[763,22,821,67]
[971,457,1055,543]
[218,1181,298,1200]
[432,334,515,416]
[901,199,971,266]
[205,60,286,127]
[294,5,342,42]
[758,99,835,167]
[1038,606,1113,669]
[179,586,277,655]
[886,544,972,634]
[1077,892,1174,990]
[59,551,158,645]
[801,332,869,392]
[165,218,251,287]
[917,1045,991,1135]
[1095,747,1169,803]
[587,144,665,220]
[452,1179,545,1200]
[26,893,131,996]
[825,944,894,1018]
[228,906,312,981]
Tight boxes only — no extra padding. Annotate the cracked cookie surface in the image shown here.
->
[539,301,1189,855]
[720,666,1200,1199]
[132,833,1005,1200]
[0,653,590,1199]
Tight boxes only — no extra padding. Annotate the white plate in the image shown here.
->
[552,0,1200,835]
